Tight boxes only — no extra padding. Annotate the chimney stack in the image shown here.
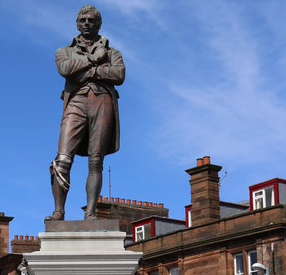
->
[186,156,222,227]
[0,212,14,257]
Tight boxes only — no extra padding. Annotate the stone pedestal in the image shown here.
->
[24,220,142,275]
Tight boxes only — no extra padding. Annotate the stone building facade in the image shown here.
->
[11,235,40,254]
[2,157,286,274]
[83,196,169,243]
[126,157,286,275]
[0,213,22,275]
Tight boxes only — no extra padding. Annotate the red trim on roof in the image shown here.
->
[249,178,286,210]
[249,178,286,190]
[274,183,279,205]
[151,219,155,237]
[250,188,253,211]
[132,217,154,227]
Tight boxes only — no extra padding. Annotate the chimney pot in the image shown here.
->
[126,199,131,204]
[98,195,102,203]
[110,197,114,202]
[197,158,203,166]
[138,201,142,206]
[121,198,125,203]
[132,200,137,205]
[36,237,39,241]
[203,156,211,164]
[115,197,119,203]
[104,196,108,201]
[159,203,164,208]
[143,201,147,206]
[0,212,4,217]
[148,202,153,207]
[20,236,23,240]
[154,203,158,207]
[14,235,18,240]
[25,236,29,240]
[30,236,34,241]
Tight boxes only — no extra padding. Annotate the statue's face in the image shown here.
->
[77,11,100,39]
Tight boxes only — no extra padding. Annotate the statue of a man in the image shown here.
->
[45,5,125,221]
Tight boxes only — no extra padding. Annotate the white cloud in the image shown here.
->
[93,0,167,30]
[257,1,286,76]
[0,0,149,59]
[150,0,286,167]
[0,0,77,41]
[95,0,155,14]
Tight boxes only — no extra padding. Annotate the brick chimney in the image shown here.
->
[185,156,222,226]
[82,197,168,235]
[11,235,40,253]
[0,212,14,257]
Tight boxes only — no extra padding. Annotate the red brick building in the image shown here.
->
[2,157,286,274]
[126,157,286,275]
[83,196,169,244]
[0,212,40,275]
[0,213,22,275]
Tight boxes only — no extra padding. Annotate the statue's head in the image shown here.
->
[76,5,102,39]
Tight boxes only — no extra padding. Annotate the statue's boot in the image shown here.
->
[45,156,71,222]
[84,190,99,220]
[45,210,64,221]
[44,179,67,221]
[84,211,97,220]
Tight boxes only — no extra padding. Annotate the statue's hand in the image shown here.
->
[73,69,91,84]
[89,47,108,64]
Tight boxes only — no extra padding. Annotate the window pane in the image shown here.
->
[135,223,152,241]
[170,267,179,275]
[136,226,143,233]
[144,223,152,239]
[188,210,192,227]
[253,189,266,210]
[234,254,244,275]
[135,226,144,241]
[255,198,263,209]
[136,231,143,241]
[248,251,257,275]
[265,187,274,207]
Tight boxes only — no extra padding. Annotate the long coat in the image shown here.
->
[55,35,125,156]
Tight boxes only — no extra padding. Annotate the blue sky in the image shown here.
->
[1,0,286,243]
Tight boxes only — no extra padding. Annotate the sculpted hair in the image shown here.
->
[76,5,102,28]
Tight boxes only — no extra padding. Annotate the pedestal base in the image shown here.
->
[24,221,142,275]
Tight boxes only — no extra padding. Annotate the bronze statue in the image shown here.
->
[45,5,125,221]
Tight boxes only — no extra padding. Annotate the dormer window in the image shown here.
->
[135,223,152,241]
[249,178,286,211]
[132,216,186,242]
[253,187,274,210]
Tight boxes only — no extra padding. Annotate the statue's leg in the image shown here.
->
[84,93,114,220]
[84,154,104,220]
[46,94,87,222]
[45,154,73,221]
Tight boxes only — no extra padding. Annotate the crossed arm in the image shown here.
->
[55,46,125,86]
